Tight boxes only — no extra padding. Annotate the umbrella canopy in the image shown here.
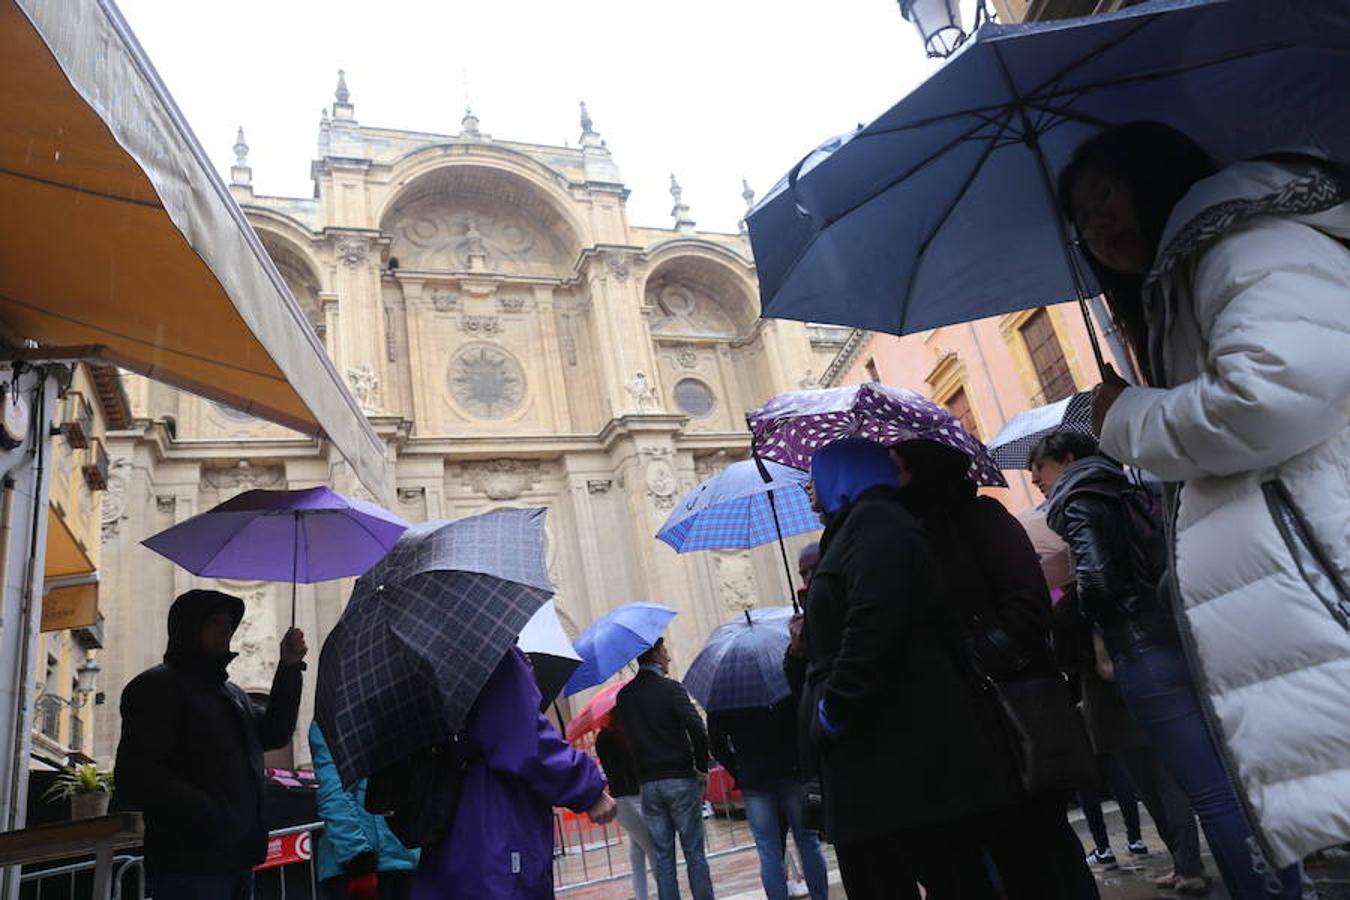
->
[748,0,1349,340]
[987,392,1095,470]
[3,0,388,497]
[1017,507,1072,594]
[563,678,631,743]
[315,508,554,787]
[657,459,819,552]
[517,600,583,710]
[563,602,678,697]
[749,382,1006,487]
[682,606,794,712]
[142,486,408,583]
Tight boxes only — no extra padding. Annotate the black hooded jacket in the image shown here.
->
[114,590,304,874]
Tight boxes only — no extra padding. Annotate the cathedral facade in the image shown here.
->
[93,76,845,765]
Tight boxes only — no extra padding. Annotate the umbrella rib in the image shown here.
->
[897,106,1017,334]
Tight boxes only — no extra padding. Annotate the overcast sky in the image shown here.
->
[116,0,940,235]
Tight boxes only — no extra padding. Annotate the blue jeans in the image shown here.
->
[743,779,829,900]
[147,870,253,900]
[640,777,714,900]
[1112,639,1301,899]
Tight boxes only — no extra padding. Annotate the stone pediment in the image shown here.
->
[647,281,738,339]
[390,205,570,275]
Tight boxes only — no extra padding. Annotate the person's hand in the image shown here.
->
[588,791,617,825]
[345,872,378,900]
[787,613,805,657]
[280,627,308,666]
[1091,364,1129,435]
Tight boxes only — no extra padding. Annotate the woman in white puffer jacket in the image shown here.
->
[1060,121,1350,898]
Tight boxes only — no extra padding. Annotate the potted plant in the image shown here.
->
[43,764,114,820]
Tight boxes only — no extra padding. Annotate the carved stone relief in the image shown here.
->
[430,288,459,312]
[586,479,612,495]
[648,281,738,339]
[227,588,279,690]
[155,495,176,514]
[388,203,569,274]
[202,463,285,498]
[448,344,527,419]
[605,252,631,282]
[336,237,369,267]
[625,372,659,413]
[101,458,129,543]
[346,364,381,413]
[714,552,758,612]
[798,371,821,390]
[641,447,676,510]
[460,459,544,501]
[460,315,501,337]
[672,346,699,369]
[498,295,527,313]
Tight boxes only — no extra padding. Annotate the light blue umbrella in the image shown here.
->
[748,0,1349,364]
[683,606,794,712]
[562,602,678,696]
[657,459,819,551]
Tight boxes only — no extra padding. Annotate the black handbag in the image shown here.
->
[983,671,1098,793]
[364,738,475,849]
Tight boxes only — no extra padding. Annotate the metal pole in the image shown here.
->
[290,511,300,629]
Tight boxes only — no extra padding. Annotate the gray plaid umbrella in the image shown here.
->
[315,508,554,787]
[682,606,794,712]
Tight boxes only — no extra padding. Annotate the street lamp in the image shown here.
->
[74,656,100,700]
[898,0,996,58]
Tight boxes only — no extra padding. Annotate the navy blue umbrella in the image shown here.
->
[748,0,1350,365]
[683,606,794,712]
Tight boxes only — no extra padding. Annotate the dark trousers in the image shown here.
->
[146,871,253,900]
[982,794,1101,900]
[1080,754,1142,848]
[320,870,413,900]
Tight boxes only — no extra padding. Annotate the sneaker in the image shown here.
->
[1175,876,1211,896]
[1127,839,1150,856]
[787,880,810,898]
[1086,847,1118,869]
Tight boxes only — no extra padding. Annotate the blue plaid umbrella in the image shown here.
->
[986,392,1094,470]
[683,606,794,712]
[315,508,554,787]
[657,460,818,552]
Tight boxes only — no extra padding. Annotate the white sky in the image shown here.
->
[116,0,940,235]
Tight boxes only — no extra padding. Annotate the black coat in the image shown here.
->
[594,727,641,798]
[707,700,798,792]
[801,486,1021,844]
[615,668,709,784]
[114,590,303,874]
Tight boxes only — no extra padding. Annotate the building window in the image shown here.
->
[945,387,979,439]
[672,378,716,419]
[864,358,881,383]
[1019,309,1076,403]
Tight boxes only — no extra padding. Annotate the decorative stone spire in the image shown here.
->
[461,106,481,139]
[578,100,604,151]
[739,177,755,235]
[579,101,594,135]
[318,108,331,156]
[333,69,355,120]
[670,173,696,234]
[229,126,252,192]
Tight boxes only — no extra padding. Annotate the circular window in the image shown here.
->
[448,344,527,419]
[673,378,716,418]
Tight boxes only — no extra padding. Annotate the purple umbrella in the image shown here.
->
[142,486,409,625]
[749,382,1007,487]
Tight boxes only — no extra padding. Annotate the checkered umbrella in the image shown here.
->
[986,392,1095,470]
[315,508,554,788]
[749,383,1006,487]
[682,606,794,712]
[657,459,819,552]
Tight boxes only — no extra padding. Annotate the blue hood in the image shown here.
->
[810,438,899,515]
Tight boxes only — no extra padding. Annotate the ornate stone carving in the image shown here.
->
[586,479,612,495]
[674,346,699,369]
[714,552,758,612]
[498,295,526,313]
[336,237,368,267]
[202,463,285,493]
[101,459,129,525]
[798,370,821,390]
[605,252,631,282]
[430,288,459,312]
[448,344,527,419]
[227,588,279,690]
[559,314,578,366]
[460,459,544,501]
[460,315,501,336]
[389,205,569,274]
[384,306,397,362]
[649,281,739,339]
[155,495,176,514]
[642,448,676,509]
[625,371,659,413]
[101,520,120,543]
[346,364,381,413]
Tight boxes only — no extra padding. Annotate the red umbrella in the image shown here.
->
[564,678,631,742]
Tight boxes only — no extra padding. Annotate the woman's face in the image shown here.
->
[1069,167,1154,276]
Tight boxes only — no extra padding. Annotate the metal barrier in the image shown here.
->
[553,794,757,893]
[19,855,143,900]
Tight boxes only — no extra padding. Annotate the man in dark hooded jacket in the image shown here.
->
[115,589,307,899]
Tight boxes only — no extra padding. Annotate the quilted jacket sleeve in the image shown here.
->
[309,722,375,867]
[1102,215,1350,480]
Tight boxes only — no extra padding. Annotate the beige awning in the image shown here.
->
[0,0,388,499]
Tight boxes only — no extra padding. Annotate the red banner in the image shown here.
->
[256,831,312,871]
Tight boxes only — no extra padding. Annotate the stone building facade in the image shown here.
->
[94,78,843,765]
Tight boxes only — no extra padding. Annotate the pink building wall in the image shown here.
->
[834,301,1110,516]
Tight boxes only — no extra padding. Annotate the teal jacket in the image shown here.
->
[308,722,420,881]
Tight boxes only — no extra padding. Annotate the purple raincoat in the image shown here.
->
[412,647,606,899]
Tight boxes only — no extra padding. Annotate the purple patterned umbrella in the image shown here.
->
[749,383,1007,487]
[142,486,409,626]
